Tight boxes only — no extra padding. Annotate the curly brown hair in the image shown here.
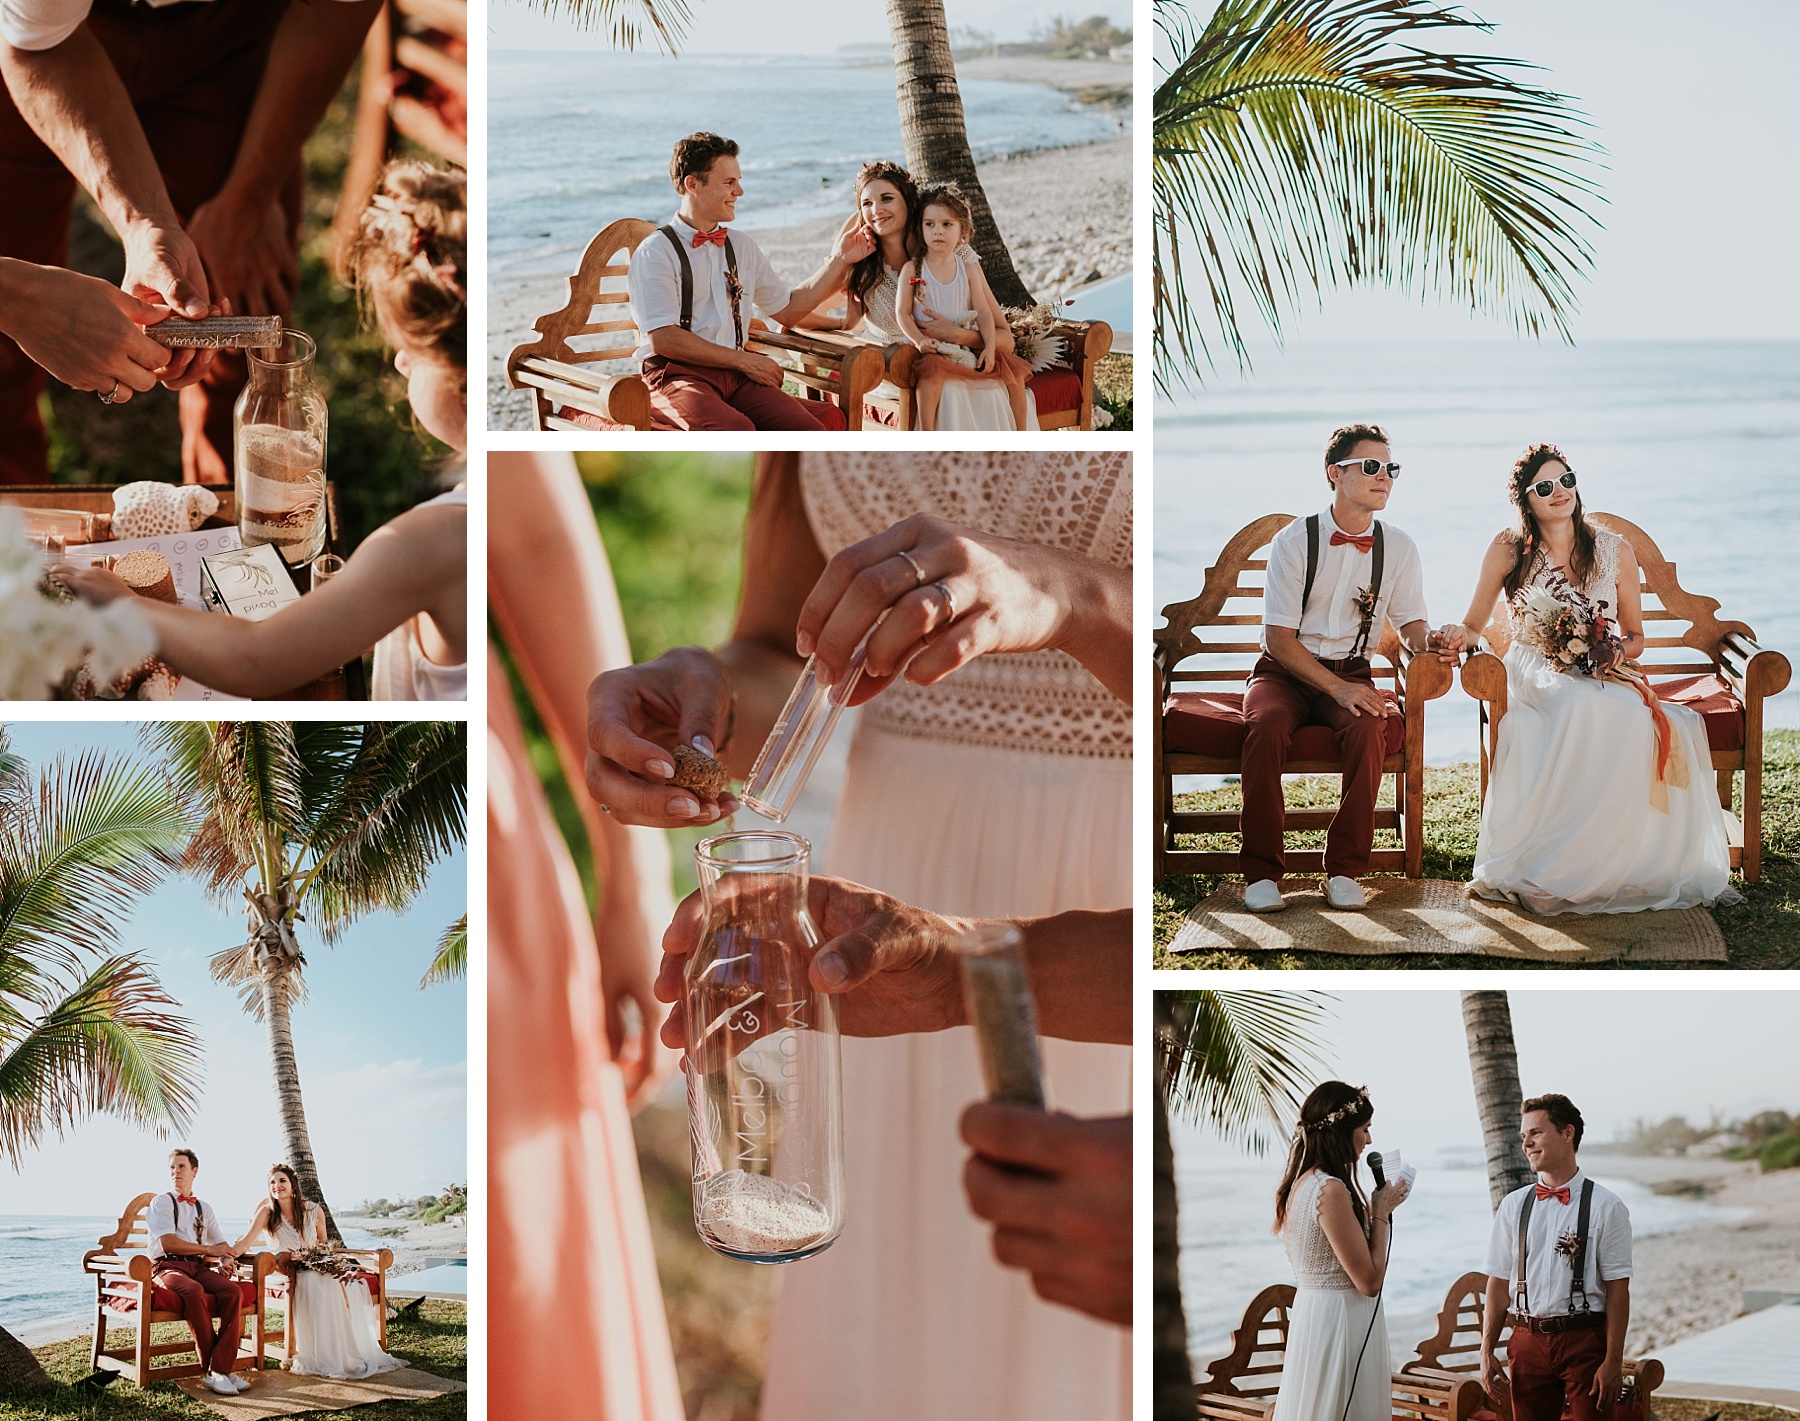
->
[847,161,921,304]
[915,182,975,244]
[1324,423,1390,489]
[669,132,738,192]
[1521,1092,1585,1150]
[346,159,466,381]
[1502,443,1594,597]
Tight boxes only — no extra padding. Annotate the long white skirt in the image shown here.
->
[758,726,1131,1421]
[287,1272,403,1379]
[936,379,1040,431]
[1471,644,1737,914]
[1272,1287,1390,1421]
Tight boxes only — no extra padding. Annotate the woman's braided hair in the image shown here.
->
[347,159,466,379]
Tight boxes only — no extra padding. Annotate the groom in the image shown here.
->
[626,132,869,430]
[1240,423,1461,912]
[148,1148,250,1395]
[1482,1095,1633,1419]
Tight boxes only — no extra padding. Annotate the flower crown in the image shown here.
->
[1303,1086,1370,1133]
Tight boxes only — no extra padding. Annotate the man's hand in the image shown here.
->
[737,349,787,388]
[655,874,967,1045]
[1330,677,1393,718]
[119,222,214,387]
[187,190,298,320]
[1479,1350,1507,1399]
[1590,1356,1623,1412]
[960,1103,1131,1326]
[1428,623,1466,664]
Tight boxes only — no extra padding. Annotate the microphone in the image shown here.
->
[1368,1150,1386,1189]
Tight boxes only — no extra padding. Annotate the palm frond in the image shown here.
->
[515,0,690,53]
[420,914,467,989]
[0,955,202,1167]
[143,723,304,905]
[1154,0,1605,388]
[208,940,308,1022]
[1159,990,1332,1155]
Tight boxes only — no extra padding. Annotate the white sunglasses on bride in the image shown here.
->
[1529,470,1578,498]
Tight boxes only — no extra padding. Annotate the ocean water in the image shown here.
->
[0,1214,386,1338]
[489,51,1127,282]
[1155,340,1800,765]
[1174,1143,1751,1375]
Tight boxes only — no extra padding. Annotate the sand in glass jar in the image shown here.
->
[234,330,328,566]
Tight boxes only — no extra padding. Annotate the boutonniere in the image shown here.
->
[1554,1230,1581,1258]
[1352,582,1380,650]
[724,269,744,306]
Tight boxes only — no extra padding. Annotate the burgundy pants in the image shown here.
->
[643,356,828,431]
[1238,655,1389,883]
[1508,1323,1611,1420]
[152,1259,243,1375]
[0,0,296,484]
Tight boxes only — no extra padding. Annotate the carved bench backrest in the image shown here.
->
[82,1192,159,1275]
[1157,515,1403,697]
[515,218,657,370]
[1196,1283,1294,1404]
[1408,1271,1504,1375]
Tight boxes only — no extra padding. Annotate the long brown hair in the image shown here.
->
[847,161,921,303]
[1273,1081,1373,1234]
[1502,443,1595,598]
[267,1163,306,1235]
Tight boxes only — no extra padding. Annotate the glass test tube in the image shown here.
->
[954,923,1046,1108]
[741,652,865,822]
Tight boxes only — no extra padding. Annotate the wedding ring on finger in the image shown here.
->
[933,579,959,622]
[895,548,926,585]
[98,379,121,405]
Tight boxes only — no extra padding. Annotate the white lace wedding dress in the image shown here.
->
[1273,1172,1389,1421]
[756,454,1130,1421]
[271,1203,403,1379]
[1471,528,1737,914]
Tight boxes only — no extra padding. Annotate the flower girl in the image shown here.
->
[895,183,1032,431]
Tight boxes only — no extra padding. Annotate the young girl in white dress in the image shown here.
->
[1454,444,1738,913]
[1271,1082,1410,1421]
[896,184,1032,432]
[236,1165,402,1380]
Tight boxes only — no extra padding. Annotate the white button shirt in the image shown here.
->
[145,1191,230,1256]
[2,0,355,51]
[627,215,792,364]
[1484,1170,1632,1317]
[1261,508,1429,659]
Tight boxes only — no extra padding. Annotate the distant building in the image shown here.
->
[1109,42,1133,62]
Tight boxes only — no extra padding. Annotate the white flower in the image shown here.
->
[1569,639,1589,656]
[0,507,154,699]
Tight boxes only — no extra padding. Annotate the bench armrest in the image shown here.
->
[1461,648,1507,703]
[1396,641,1452,704]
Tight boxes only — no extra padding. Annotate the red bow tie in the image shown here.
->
[1330,530,1376,553]
[177,1194,198,1206]
[1535,1183,1571,1205]
[691,226,729,248]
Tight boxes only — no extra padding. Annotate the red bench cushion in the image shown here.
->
[551,404,631,431]
[1164,689,1406,761]
[1026,366,1082,417]
[1655,673,1745,752]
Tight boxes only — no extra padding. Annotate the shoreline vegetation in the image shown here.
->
[1153,730,1800,969]
[487,54,1131,430]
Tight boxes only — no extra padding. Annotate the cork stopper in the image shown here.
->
[114,550,177,604]
[672,743,730,800]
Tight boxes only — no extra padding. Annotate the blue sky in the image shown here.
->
[1,721,467,1219]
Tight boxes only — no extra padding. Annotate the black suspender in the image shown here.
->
[1514,1178,1596,1318]
[1299,515,1384,657]
[659,225,743,349]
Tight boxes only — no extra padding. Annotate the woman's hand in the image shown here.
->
[49,563,133,605]
[584,647,742,826]
[795,513,1088,703]
[0,260,178,399]
[596,852,676,1108]
[1371,1177,1412,1218]
[832,213,877,267]
[919,314,979,348]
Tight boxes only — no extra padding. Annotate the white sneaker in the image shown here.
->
[205,1373,238,1396]
[1324,876,1368,910]
[1243,879,1287,913]
[228,1372,253,1391]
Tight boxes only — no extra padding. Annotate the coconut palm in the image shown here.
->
[1461,989,1533,1208]
[521,0,691,51]
[0,729,200,1385]
[421,913,467,989]
[1155,990,1330,1417]
[143,722,467,1243]
[1155,0,1605,387]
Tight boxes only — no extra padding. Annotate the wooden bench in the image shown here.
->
[1460,512,1791,882]
[1155,514,1454,881]
[81,1193,275,1387]
[1197,1282,1485,1419]
[263,1245,397,1365]
[505,218,884,431]
[871,318,1114,431]
[1402,1271,1664,1421]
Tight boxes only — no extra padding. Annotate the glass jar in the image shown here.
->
[234,330,328,567]
[684,830,844,1263]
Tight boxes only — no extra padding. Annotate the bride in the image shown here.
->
[1271,1082,1410,1421]
[236,1165,403,1379]
[1453,444,1738,913]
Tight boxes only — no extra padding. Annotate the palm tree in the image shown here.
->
[1461,990,1533,1208]
[522,0,691,51]
[144,722,467,1243]
[0,729,200,1387]
[1154,0,1604,387]
[421,913,467,989]
[1156,990,1330,1418]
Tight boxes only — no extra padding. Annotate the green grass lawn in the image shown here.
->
[2,1303,464,1419]
[1153,730,1800,969]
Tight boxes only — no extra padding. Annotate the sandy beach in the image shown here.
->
[487,135,1132,429]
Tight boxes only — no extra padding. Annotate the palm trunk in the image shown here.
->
[886,0,1033,307]
[1153,994,1197,1417]
[1461,990,1535,1209]
[0,1325,52,1392]
[263,962,341,1244]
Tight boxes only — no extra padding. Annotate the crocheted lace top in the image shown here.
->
[799,453,1131,759]
[858,242,978,343]
[1283,1172,1358,1292]
[1505,527,1623,630]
